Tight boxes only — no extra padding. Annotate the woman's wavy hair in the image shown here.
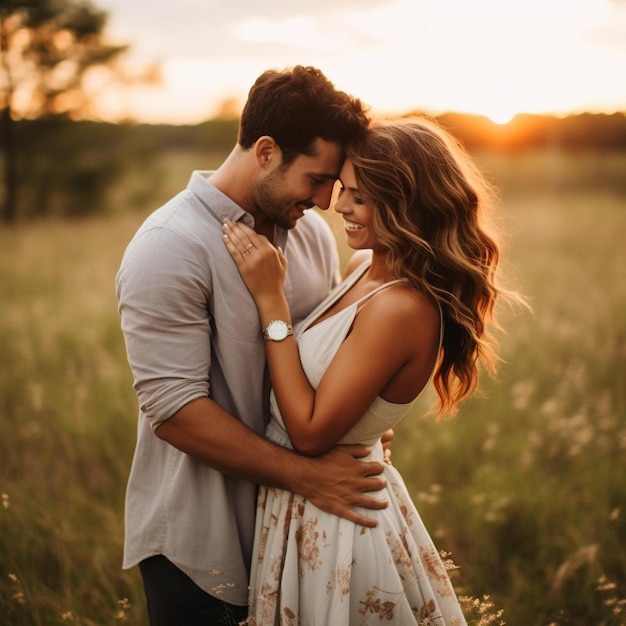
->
[346,116,515,414]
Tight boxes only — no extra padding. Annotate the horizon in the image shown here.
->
[78,109,626,128]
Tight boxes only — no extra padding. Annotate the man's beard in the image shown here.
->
[253,170,298,230]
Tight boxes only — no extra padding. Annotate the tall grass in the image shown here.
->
[0,215,145,624]
[1,150,625,625]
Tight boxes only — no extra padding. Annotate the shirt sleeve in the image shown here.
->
[116,225,212,430]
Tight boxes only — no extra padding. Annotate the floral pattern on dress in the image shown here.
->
[326,560,353,598]
[358,587,399,621]
[386,528,418,577]
[247,450,467,625]
[295,515,322,574]
[419,545,456,599]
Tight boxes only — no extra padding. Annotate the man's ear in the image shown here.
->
[255,136,281,168]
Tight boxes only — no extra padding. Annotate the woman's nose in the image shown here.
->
[333,194,347,214]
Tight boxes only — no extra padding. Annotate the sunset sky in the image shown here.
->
[95,0,626,125]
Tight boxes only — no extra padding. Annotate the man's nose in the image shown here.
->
[312,181,336,211]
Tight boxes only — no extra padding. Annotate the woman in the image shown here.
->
[223,116,510,625]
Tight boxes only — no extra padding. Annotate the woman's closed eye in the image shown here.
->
[337,185,365,204]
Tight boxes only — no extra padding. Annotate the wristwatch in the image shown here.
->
[263,320,293,341]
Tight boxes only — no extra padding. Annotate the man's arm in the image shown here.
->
[117,224,386,525]
[156,397,388,528]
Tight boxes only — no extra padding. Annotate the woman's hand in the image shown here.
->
[381,428,394,465]
[222,219,288,307]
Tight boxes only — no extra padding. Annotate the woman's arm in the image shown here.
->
[223,220,438,455]
[222,219,318,435]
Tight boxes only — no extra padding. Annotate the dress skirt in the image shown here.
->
[246,435,467,625]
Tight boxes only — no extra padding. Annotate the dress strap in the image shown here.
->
[357,278,445,361]
[358,275,444,334]
[354,278,409,308]
[297,261,370,333]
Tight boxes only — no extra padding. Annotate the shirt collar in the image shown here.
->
[187,170,255,229]
[188,170,288,248]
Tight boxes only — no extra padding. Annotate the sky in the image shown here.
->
[94,0,626,125]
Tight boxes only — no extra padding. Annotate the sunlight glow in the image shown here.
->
[91,0,626,124]
[487,110,516,125]
[237,17,343,49]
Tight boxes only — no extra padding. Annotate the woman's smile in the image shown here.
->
[344,219,364,231]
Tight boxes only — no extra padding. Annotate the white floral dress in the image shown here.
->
[247,263,467,625]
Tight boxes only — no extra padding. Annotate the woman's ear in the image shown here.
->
[255,136,281,169]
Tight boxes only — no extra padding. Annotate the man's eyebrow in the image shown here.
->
[311,172,340,180]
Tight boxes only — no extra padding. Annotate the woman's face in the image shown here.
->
[333,160,380,251]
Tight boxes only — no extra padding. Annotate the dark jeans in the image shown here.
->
[139,555,248,626]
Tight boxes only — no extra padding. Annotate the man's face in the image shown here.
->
[252,138,343,229]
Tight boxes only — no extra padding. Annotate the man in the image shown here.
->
[116,66,388,626]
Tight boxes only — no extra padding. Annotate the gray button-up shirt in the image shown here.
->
[116,171,339,605]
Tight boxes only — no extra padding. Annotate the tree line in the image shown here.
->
[1,0,625,223]
[3,112,624,223]
[436,111,626,153]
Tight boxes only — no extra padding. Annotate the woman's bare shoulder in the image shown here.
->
[358,283,440,341]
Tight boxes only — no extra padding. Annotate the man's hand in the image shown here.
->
[297,445,388,528]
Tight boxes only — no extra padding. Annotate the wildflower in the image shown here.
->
[511,379,537,411]
[439,551,460,572]
[597,575,617,592]
[417,484,442,505]
[12,591,25,604]
[458,594,505,626]
[114,598,131,621]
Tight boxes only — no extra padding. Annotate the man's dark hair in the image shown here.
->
[238,65,369,164]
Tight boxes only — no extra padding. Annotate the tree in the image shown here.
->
[0,0,144,222]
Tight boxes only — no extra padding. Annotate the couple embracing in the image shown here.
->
[117,65,511,625]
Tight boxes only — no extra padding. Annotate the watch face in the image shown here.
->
[265,320,292,341]
[268,320,289,340]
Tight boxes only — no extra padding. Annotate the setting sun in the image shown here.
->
[486,109,517,125]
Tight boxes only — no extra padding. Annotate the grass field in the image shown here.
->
[1,149,625,625]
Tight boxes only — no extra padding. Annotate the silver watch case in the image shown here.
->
[263,320,293,341]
